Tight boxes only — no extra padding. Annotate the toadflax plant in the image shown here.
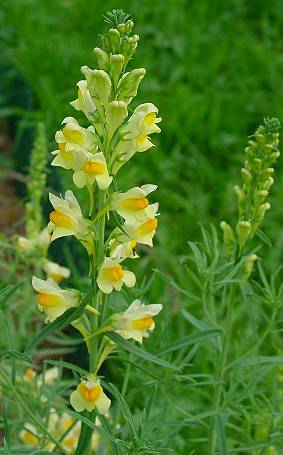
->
[28,9,162,454]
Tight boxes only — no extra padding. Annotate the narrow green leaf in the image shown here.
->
[107,332,179,371]
[0,350,32,363]
[44,359,89,377]
[216,414,228,455]
[154,329,221,356]
[0,281,24,309]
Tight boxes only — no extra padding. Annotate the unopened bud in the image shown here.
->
[93,47,109,71]
[110,54,125,85]
[262,176,274,190]
[236,220,252,249]
[108,28,121,52]
[241,168,252,183]
[118,68,146,102]
[220,221,235,257]
[81,67,111,106]
[243,254,258,279]
[106,101,128,139]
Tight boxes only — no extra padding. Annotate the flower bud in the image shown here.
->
[108,28,121,52]
[236,220,252,248]
[118,68,146,102]
[243,254,258,279]
[93,47,109,71]
[220,221,235,257]
[81,67,111,106]
[241,168,252,183]
[106,101,128,139]
[110,54,125,86]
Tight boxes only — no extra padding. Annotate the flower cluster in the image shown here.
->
[30,10,163,433]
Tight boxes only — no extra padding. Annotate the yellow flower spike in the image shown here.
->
[97,258,136,294]
[112,299,163,343]
[32,276,80,323]
[73,152,112,190]
[70,378,111,414]
[111,184,157,223]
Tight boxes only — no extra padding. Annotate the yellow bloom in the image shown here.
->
[81,66,112,106]
[113,103,161,172]
[23,367,36,384]
[51,117,97,170]
[38,366,59,386]
[32,276,80,322]
[73,152,112,190]
[70,80,96,119]
[121,205,159,247]
[111,184,157,223]
[43,260,70,283]
[109,239,138,260]
[48,191,93,253]
[70,378,111,414]
[19,423,39,448]
[112,299,163,343]
[97,258,136,294]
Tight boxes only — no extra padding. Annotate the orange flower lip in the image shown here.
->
[132,316,153,330]
[83,161,106,175]
[105,264,124,281]
[79,383,102,401]
[49,273,64,283]
[123,197,149,211]
[138,217,158,235]
[37,293,62,308]
[50,210,75,229]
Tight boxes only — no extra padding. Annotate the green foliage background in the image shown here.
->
[2,0,283,453]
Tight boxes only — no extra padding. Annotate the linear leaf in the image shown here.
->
[107,332,179,371]
[154,329,221,356]
[0,281,24,309]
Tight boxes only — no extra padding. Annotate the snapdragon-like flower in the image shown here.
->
[70,80,96,119]
[32,276,80,322]
[121,205,159,247]
[51,117,97,170]
[19,423,39,448]
[114,103,161,171]
[43,260,70,283]
[70,378,111,414]
[48,191,93,254]
[109,239,138,260]
[97,257,136,294]
[111,184,157,223]
[112,299,163,343]
[73,151,112,190]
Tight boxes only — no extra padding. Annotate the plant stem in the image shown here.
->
[208,284,235,454]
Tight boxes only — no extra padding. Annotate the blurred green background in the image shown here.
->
[2,0,283,265]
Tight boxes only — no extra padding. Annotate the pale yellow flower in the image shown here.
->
[70,80,96,119]
[43,260,71,283]
[120,204,159,247]
[97,258,136,294]
[73,151,112,190]
[32,276,80,322]
[113,103,161,171]
[109,239,138,261]
[23,367,36,384]
[19,423,39,448]
[70,378,111,414]
[48,191,93,254]
[51,117,97,170]
[38,366,59,386]
[111,184,157,223]
[112,299,163,343]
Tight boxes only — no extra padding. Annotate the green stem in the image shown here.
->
[207,284,235,454]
